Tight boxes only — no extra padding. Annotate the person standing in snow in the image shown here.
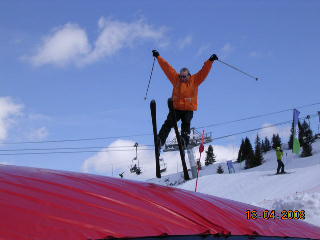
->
[276,146,285,174]
[152,50,218,148]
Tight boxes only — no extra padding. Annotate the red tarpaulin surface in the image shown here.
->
[0,165,320,240]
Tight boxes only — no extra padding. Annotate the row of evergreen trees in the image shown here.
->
[200,119,314,171]
[237,119,315,169]
[203,134,287,170]
[237,134,283,169]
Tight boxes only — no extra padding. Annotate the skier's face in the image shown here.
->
[179,70,190,82]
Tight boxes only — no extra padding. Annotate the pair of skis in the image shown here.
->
[150,98,190,180]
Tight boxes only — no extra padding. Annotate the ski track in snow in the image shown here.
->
[148,141,320,227]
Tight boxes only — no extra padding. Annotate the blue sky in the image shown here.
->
[0,0,320,178]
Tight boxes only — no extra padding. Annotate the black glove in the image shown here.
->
[209,54,218,62]
[152,50,160,58]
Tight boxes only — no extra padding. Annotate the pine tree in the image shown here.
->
[272,134,277,149]
[272,134,282,149]
[261,139,265,153]
[253,135,263,167]
[264,137,271,152]
[299,120,313,157]
[276,134,282,148]
[205,145,216,166]
[243,137,255,169]
[298,120,303,145]
[216,165,224,174]
[237,139,245,163]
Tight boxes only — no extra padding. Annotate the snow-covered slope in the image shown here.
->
[149,140,320,226]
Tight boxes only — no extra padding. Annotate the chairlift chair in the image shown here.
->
[130,142,142,175]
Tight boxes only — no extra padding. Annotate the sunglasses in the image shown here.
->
[180,75,188,79]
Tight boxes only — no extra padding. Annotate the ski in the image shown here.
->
[275,171,295,175]
[265,171,295,176]
[168,98,190,181]
[150,100,161,178]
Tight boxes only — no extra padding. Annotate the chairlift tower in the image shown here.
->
[163,128,213,178]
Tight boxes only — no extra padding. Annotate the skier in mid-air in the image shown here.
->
[275,146,285,174]
[151,50,218,149]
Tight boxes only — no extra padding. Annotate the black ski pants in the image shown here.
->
[277,159,285,174]
[158,109,193,146]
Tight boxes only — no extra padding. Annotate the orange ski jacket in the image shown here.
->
[157,56,213,111]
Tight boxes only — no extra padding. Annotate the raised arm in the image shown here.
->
[194,54,218,86]
[152,50,178,85]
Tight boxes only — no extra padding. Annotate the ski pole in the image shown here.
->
[217,59,259,81]
[284,152,289,166]
[144,57,156,100]
[194,161,201,192]
[195,130,205,192]
[318,111,320,133]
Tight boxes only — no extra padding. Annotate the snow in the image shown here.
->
[148,140,320,227]
[258,192,320,227]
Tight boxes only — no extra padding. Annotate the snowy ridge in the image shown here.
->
[148,140,320,226]
[257,191,320,226]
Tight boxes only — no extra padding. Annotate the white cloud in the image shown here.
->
[249,50,273,58]
[27,127,49,140]
[27,113,51,121]
[196,42,234,59]
[0,97,23,141]
[196,44,211,57]
[258,123,291,140]
[219,43,234,59]
[84,17,166,64]
[82,137,238,180]
[249,51,259,57]
[213,145,238,162]
[178,35,192,49]
[82,139,182,180]
[0,97,50,143]
[82,139,164,180]
[29,23,91,67]
[221,43,233,53]
[27,18,167,67]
